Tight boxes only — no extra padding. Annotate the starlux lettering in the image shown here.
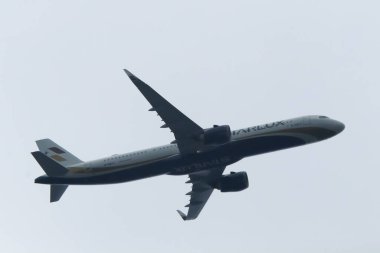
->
[232,121,286,135]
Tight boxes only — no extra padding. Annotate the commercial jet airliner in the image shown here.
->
[32,70,345,220]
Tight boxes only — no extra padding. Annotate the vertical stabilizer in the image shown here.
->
[36,139,82,167]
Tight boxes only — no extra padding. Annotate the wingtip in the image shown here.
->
[123,69,133,77]
[177,210,187,221]
[123,69,145,87]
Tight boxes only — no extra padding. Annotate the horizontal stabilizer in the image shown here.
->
[31,151,67,177]
[50,184,68,202]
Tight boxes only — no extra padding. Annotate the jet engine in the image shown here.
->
[215,171,249,192]
[202,125,231,145]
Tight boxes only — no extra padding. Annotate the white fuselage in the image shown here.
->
[65,115,344,178]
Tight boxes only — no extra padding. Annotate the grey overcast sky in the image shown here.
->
[0,0,379,252]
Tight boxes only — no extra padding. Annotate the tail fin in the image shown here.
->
[32,151,70,202]
[32,138,80,203]
[36,139,82,167]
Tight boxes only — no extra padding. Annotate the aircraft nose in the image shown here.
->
[313,117,345,140]
[329,119,345,134]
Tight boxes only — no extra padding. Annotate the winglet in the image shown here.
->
[177,210,187,221]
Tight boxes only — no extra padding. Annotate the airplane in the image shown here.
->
[32,69,345,220]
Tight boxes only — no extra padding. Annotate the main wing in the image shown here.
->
[124,69,204,154]
[177,166,226,220]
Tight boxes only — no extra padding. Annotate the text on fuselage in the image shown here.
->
[232,121,286,135]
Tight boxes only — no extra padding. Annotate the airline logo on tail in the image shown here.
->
[48,147,67,162]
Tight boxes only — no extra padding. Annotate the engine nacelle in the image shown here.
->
[202,125,231,145]
[215,171,249,192]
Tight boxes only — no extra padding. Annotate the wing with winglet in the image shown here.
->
[124,69,204,154]
[177,166,226,220]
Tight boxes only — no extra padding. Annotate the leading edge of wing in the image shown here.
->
[123,69,204,154]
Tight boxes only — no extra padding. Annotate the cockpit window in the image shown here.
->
[319,116,328,119]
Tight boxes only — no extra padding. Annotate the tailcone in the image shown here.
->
[35,175,52,184]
